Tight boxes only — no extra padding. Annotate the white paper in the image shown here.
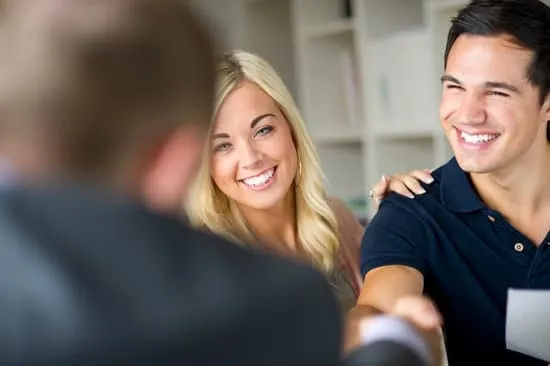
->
[506,288,550,361]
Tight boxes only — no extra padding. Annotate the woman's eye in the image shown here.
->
[214,143,231,152]
[256,126,273,136]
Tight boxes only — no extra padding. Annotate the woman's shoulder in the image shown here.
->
[327,196,364,297]
[327,196,364,256]
[327,196,361,229]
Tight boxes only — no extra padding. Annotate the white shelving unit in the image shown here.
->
[357,0,462,216]
[292,0,367,220]
[292,0,459,217]
[190,0,483,219]
[189,0,297,97]
[242,0,297,98]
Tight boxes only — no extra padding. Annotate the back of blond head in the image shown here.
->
[0,0,215,181]
[186,50,340,274]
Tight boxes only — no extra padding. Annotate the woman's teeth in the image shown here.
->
[242,168,275,187]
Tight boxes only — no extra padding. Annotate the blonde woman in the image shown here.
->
[186,50,364,312]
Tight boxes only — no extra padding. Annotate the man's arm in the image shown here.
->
[343,196,441,355]
[346,266,445,365]
[345,265,425,352]
[345,314,434,366]
[359,265,424,310]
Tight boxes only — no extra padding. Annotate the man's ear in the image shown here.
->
[542,94,550,142]
[139,125,205,215]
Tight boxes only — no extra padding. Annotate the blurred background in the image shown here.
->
[187,0,472,223]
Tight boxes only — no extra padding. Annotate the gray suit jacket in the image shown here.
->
[345,341,427,366]
[0,184,342,365]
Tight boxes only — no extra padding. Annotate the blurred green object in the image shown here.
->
[346,196,368,226]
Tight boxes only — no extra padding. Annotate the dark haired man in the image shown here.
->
[351,0,550,364]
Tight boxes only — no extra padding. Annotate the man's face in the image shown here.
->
[439,34,550,174]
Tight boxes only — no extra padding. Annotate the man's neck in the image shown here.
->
[470,144,550,219]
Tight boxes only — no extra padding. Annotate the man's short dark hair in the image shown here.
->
[443,0,550,141]
[0,0,216,180]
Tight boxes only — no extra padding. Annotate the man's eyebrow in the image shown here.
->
[440,74,520,93]
[440,74,461,85]
[484,81,520,94]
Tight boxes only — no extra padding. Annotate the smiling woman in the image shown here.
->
[185,50,364,313]
[210,88,298,212]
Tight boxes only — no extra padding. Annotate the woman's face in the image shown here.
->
[210,81,298,211]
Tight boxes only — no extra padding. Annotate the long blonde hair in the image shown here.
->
[186,50,340,274]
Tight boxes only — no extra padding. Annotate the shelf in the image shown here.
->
[363,0,424,39]
[244,0,296,97]
[293,0,365,203]
[368,137,436,181]
[427,0,469,12]
[313,129,363,144]
[317,144,365,201]
[297,0,353,27]
[301,18,355,39]
[429,1,464,52]
[373,125,437,140]
[368,28,437,134]
[301,31,362,139]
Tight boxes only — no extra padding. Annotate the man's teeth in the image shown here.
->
[242,168,274,187]
[460,131,499,144]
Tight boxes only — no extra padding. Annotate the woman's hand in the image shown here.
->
[369,169,434,210]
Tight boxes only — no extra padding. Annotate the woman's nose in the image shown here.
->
[239,143,263,170]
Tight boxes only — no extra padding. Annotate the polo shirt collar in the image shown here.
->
[439,157,484,213]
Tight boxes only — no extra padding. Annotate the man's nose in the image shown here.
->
[456,93,487,125]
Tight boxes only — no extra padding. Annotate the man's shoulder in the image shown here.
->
[360,164,453,277]
[0,185,341,365]
[0,184,334,296]
[381,162,448,216]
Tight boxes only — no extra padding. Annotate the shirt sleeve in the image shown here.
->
[361,194,430,278]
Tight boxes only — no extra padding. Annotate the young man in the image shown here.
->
[0,1,343,365]
[352,0,550,364]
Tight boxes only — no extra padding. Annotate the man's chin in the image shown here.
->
[455,158,495,175]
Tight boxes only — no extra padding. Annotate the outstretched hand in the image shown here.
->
[359,295,445,366]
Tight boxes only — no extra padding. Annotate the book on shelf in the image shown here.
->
[338,47,361,132]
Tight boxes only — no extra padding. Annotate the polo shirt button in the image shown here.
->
[514,243,524,252]
[488,215,496,222]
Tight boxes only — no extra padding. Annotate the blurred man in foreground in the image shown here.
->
[0,0,342,364]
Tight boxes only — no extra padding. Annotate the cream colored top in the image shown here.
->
[328,197,365,312]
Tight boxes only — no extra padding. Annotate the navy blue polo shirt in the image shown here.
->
[361,157,550,365]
